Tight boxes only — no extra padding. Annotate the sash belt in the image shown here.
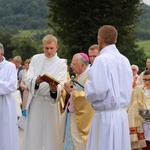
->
[95,107,127,112]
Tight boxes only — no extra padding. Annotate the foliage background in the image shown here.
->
[0,0,150,72]
[48,0,148,70]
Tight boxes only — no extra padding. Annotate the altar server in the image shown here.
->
[22,35,67,150]
[0,43,18,150]
[85,25,133,150]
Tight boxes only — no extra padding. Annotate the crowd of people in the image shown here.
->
[0,25,150,150]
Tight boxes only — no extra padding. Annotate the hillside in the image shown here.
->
[0,0,150,40]
[0,0,49,33]
[135,4,150,40]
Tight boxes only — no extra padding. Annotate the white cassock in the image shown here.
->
[22,53,67,150]
[0,57,18,150]
[84,44,133,150]
[12,90,22,117]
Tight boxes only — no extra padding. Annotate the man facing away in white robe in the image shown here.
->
[0,43,19,150]
[84,25,133,150]
[22,35,67,150]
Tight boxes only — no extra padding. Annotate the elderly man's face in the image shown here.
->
[71,56,82,75]
[131,66,138,76]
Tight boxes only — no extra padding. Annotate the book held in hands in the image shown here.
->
[41,73,60,85]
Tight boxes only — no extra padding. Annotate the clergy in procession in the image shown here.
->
[63,53,94,150]
[22,35,67,150]
[0,43,19,150]
[84,25,133,150]
[128,69,150,149]
[128,87,147,149]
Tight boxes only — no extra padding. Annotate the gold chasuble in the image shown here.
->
[71,74,94,144]
[72,90,94,144]
[128,86,150,149]
[61,72,94,146]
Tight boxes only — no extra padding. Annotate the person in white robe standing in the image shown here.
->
[22,35,67,150]
[0,43,19,150]
[84,25,133,150]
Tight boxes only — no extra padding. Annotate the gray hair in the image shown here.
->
[0,43,4,53]
[74,53,89,66]
[13,56,22,63]
[131,64,139,71]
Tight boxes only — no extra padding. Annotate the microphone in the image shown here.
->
[72,80,84,89]
[70,74,75,88]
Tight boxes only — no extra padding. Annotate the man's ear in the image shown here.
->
[97,35,103,43]
[56,44,59,51]
[99,36,104,42]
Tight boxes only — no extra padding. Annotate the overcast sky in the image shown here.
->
[142,0,150,5]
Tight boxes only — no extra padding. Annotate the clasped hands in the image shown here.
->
[64,83,74,94]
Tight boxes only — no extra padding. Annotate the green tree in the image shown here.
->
[0,0,49,32]
[10,37,38,61]
[0,33,14,59]
[135,4,150,40]
[48,0,146,66]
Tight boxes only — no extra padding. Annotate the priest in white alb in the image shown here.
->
[22,35,67,150]
[0,43,19,150]
[84,25,133,150]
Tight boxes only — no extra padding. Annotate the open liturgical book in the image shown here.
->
[41,73,60,85]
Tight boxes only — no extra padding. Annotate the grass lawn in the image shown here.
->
[136,40,150,56]
[14,30,38,38]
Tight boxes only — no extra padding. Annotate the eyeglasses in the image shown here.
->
[132,69,136,71]
[143,79,150,82]
[70,63,76,66]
